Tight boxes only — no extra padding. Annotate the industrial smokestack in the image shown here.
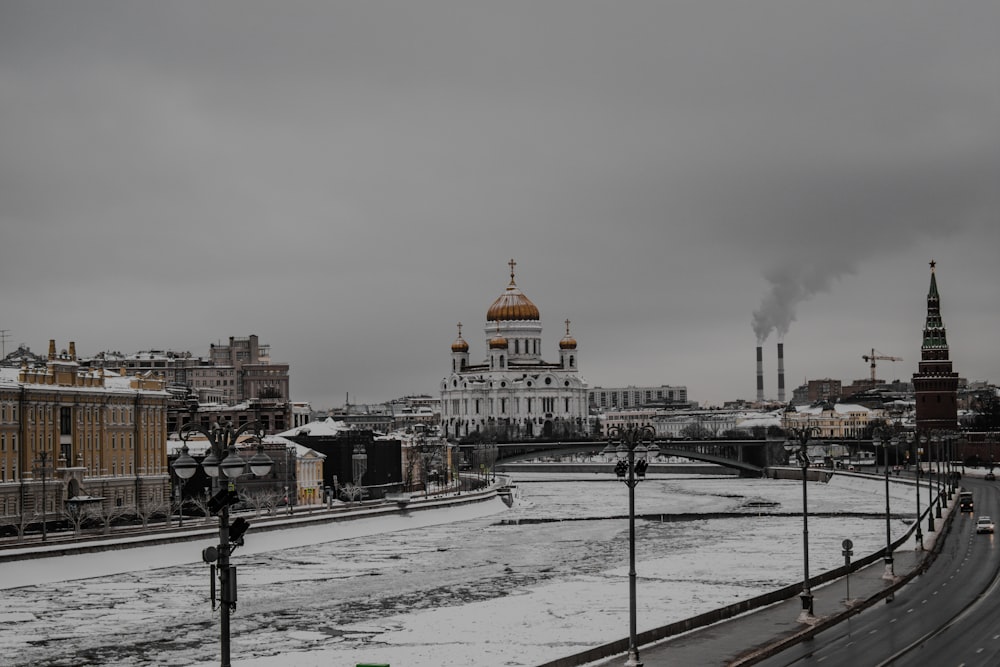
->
[777,342,786,403]
[756,345,764,403]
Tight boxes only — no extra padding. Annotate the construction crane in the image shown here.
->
[862,348,902,382]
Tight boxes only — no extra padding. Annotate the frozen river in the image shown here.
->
[0,471,918,666]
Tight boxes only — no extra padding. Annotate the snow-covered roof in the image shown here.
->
[277,417,351,438]
[794,402,874,415]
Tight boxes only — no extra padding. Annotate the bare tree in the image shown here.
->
[61,506,88,536]
[134,498,170,529]
[90,502,130,535]
[240,489,280,517]
[338,483,368,505]
[187,494,215,523]
[0,509,34,542]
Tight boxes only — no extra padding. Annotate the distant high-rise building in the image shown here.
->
[913,261,959,432]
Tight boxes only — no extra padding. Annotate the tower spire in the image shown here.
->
[913,260,958,432]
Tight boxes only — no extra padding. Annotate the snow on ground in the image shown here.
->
[0,472,925,667]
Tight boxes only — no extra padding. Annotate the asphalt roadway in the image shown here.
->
[589,496,948,667]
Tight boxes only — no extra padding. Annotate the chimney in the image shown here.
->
[69,341,77,361]
[756,345,764,402]
[777,342,786,403]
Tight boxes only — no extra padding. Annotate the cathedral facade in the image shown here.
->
[440,261,589,442]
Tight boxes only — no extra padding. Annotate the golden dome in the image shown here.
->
[451,323,469,352]
[486,259,540,322]
[488,321,508,349]
[559,319,577,349]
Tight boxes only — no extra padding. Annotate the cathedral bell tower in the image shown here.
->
[912,261,959,432]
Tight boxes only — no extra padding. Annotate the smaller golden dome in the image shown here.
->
[451,322,469,352]
[559,319,577,350]
[488,322,508,349]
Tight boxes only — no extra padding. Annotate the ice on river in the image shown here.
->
[0,472,918,666]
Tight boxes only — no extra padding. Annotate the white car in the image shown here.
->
[976,516,995,534]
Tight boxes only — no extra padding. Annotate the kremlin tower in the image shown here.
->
[912,261,959,432]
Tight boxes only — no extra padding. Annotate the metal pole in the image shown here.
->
[914,434,923,549]
[625,440,641,667]
[40,452,48,542]
[800,456,812,617]
[926,442,934,531]
[935,438,943,517]
[883,436,894,587]
[219,499,232,667]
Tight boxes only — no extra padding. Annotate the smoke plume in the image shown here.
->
[752,261,853,344]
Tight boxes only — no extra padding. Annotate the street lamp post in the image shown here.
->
[909,432,925,550]
[872,427,897,587]
[926,433,937,532]
[785,425,819,622]
[602,425,658,667]
[33,451,52,542]
[172,420,273,667]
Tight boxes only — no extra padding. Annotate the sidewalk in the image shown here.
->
[584,494,953,667]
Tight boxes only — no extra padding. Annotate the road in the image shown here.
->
[754,476,1000,667]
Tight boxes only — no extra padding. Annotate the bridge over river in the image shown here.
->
[486,439,790,477]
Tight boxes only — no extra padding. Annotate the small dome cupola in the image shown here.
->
[488,322,509,349]
[451,322,469,352]
[486,258,540,322]
[559,319,577,350]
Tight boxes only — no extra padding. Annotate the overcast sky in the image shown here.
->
[2,1,999,410]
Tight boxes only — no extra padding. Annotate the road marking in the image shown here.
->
[907,608,915,613]
[869,629,879,635]
[889,618,897,623]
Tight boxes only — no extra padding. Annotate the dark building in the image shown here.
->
[913,261,959,432]
[285,429,403,499]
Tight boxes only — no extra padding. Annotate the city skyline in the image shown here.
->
[2,2,999,410]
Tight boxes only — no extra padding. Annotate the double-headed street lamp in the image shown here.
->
[871,426,899,587]
[784,425,819,622]
[602,424,658,667]
[902,431,925,550]
[172,419,273,667]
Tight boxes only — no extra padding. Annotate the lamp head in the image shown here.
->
[172,444,199,480]
[220,448,247,479]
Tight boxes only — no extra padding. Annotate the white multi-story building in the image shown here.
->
[440,261,589,441]
[588,385,689,410]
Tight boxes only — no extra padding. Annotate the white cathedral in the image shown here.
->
[440,260,590,441]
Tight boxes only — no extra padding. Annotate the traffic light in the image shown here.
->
[207,488,239,515]
[229,517,251,545]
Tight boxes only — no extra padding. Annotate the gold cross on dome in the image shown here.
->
[508,258,517,282]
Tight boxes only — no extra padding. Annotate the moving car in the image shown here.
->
[960,491,974,512]
[976,516,995,534]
